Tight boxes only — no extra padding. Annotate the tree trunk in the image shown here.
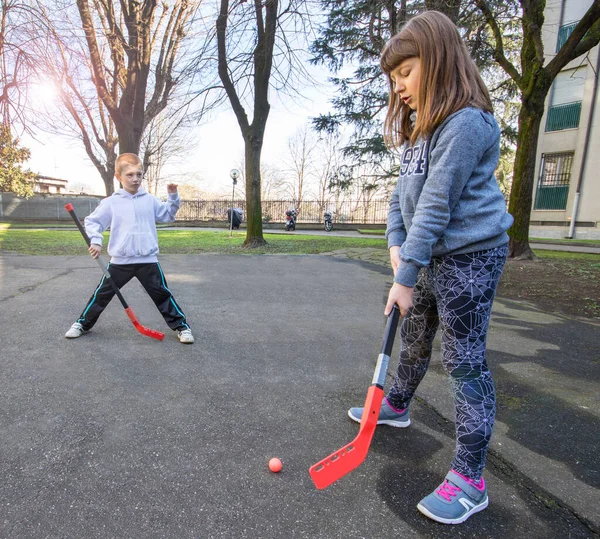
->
[507,89,547,259]
[243,129,266,247]
[118,131,141,155]
[82,146,116,196]
[101,171,115,195]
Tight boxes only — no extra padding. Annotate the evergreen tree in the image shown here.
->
[310,0,520,192]
[0,126,36,197]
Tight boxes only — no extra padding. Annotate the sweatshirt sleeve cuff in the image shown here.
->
[386,230,406,249]
[394,261,421,287]
[167,192,179,201]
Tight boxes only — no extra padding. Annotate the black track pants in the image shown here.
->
[76,262,190,332]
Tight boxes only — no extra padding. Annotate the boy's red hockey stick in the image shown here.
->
[64,203,165,341]
[309,305,400,489]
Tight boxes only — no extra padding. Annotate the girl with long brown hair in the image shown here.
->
[348,11,513,524]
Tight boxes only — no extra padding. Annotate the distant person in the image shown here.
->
[65,153,194,344]
[347,11,513,524]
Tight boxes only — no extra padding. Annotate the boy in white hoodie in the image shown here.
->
[65,153,194,344]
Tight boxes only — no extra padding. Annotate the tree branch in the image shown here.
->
[475,0,523,88]
[75,0,120,117]
[573,18,600,58]
[216,0,250,132]
[252,0,277,129]
[547,2,600,79]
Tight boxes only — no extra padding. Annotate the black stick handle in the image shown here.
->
[65,203,92,245]
[64,203,129,309]
[380,305,400,356]
[371,305,400,389]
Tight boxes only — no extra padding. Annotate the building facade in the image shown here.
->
[532,0,600,239]
[33,175,69,194]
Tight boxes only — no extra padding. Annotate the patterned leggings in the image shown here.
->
[386,245,508,480]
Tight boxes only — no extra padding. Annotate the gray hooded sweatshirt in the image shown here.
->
[386,106,513,287]
[85,187,180,265]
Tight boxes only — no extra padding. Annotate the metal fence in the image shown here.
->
[0,192,103,220]
[2,193,513,225]
[178,199,391,224]
[0,193,390,224]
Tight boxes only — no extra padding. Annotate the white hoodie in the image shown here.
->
[84,187,180,264]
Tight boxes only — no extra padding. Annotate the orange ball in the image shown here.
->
[268,457,282,473]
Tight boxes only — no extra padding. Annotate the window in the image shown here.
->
[556,22,578,52]
[534,152,574,210]
[564,0,593,26]
[545,67,586,131]
[557,0,593,50]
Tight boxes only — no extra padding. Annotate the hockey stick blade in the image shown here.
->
[125,308,165,340]
[309,306,400,489]
[64,203,165,341]
[309,385,384,489]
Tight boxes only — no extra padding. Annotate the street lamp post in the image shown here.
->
[229,168,240,237]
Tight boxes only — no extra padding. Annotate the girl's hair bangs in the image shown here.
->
[380,38,419,74]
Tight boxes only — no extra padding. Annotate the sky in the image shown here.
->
[22,66,339,198]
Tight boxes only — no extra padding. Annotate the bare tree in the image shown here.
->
[143,113,167,196]
[282,124,318,206]
[313,131,341,213]
[0,1,50,196]
[36,19,119,195]
[177,182,205,199]
[351,162,390,222]
[31,0,203,195]
[0,0,45,130]
[76,0,199,153]
[141,103,198,196]
[261,164,288,200]
[476,0,600,258]
[215,0,315,247]
[232,157,293,203]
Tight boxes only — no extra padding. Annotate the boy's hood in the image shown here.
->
[114,187,148,198]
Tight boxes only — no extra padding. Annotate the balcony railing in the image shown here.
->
[556,21,578,52]
[545,101,582,131]
[534,185,570,210]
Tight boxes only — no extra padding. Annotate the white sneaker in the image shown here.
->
[65,322,87,339]
[177,328,194,344]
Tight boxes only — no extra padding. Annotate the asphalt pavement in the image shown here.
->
[0,252,598,538]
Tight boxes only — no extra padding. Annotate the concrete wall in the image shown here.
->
[0,193,104,221]
[534,0,600,238]
[530,225,600,240]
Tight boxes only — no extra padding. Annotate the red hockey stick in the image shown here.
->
[309,305,400,489]
[64,203,165,341]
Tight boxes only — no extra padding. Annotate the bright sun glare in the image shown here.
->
[29,81,60,107]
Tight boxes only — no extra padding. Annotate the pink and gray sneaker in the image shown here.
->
[417,470,488,524]
[347,397,410,427]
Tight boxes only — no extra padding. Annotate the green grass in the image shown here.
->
[0,222,75,229]
[532,249,600,262]
[0,229,388,255]
[2,228,599,260]
[0,221,172,229]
